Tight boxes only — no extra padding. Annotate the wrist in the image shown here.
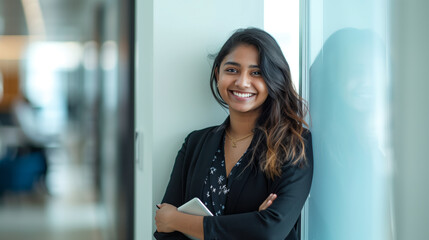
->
[169,209,181,231]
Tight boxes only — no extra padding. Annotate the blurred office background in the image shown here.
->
[0,0,134,240]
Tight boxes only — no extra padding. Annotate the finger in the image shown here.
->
[264,194,274,204]
[267,194,277,205]
[261,194,277,210]
[260,195,271,208]
[260,202,270,211]
[271,194,277,201]
[262,201,269,208]
[260,200,270,211]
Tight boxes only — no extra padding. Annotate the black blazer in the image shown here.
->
[154,122,313,240]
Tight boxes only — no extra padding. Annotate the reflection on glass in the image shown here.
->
[309,28,389,240]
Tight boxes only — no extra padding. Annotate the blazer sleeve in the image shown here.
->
[154,133,194,240]
[203,132,314,240]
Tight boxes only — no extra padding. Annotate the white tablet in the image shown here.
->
[177,198,213,240]
[178,197,213,216]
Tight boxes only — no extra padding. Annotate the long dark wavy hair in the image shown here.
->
[210,28,309,179]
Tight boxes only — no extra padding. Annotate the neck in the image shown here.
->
[228,109,260,137]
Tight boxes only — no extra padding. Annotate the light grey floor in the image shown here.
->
[0,147,102,240]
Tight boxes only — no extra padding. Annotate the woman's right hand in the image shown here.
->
[155,203,178,233]
[258,193,277,211]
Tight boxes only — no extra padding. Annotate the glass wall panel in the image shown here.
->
[306,0,391,239]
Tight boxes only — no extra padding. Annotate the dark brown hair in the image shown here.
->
[210,28,309,179]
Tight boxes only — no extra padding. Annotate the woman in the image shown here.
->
[154,28,313,240]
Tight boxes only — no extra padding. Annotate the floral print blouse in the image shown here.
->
[201,135,249,216]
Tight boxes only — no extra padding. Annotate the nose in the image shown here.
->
[235,73,251,88]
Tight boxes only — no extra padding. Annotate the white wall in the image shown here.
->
[135,1,264,239]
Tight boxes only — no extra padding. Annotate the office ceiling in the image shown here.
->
[0,0,99,41]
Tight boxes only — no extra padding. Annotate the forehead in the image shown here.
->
[221,44,260,65]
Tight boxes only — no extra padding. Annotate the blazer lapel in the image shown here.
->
[225,132,260,213]
[187,116,255,213]
[187,125,224,201]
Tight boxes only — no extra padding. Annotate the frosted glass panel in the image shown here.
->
[307,0,390,239]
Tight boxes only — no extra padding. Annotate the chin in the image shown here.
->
[230,107,260,114]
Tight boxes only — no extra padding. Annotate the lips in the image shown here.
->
[231,91,255,98]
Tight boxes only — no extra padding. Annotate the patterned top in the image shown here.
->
[201,134,249,216]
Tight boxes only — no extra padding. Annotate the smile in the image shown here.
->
[231,91,255,98]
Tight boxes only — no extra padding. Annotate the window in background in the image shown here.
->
[23,42,82,138]
[264,0,300,91]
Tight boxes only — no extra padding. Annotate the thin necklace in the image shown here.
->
[225,130,253,148]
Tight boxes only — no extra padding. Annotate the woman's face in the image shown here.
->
[216,44,268,116]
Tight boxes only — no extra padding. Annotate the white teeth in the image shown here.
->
[233,91,253,98]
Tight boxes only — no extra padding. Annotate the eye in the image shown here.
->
[252,70,261,76]
[225,68,238,73]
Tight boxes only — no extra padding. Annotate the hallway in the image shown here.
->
[0,0,135,239]
[0,146,103,240]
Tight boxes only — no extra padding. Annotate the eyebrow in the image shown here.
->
[223,61,260,69]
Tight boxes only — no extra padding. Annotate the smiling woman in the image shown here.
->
[216,44,268,116]
[154,28,313,240]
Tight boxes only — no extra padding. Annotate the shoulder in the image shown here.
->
[186,116,228,140]
[302,128,312,142]
[185,125,223,146]
[185,127,216,143]
[188,125,219,137]
[279,128,313,170]
[185,125,223,142]
[299,128,312,155]
[302,128,312,154]
[298,128,313,168]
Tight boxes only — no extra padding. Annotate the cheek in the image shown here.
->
[217,80,230,100]
[256,80,269,97]
[217,75,232,90]
[217,80,228,93]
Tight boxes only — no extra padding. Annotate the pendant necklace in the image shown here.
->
[225,130,253,148]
